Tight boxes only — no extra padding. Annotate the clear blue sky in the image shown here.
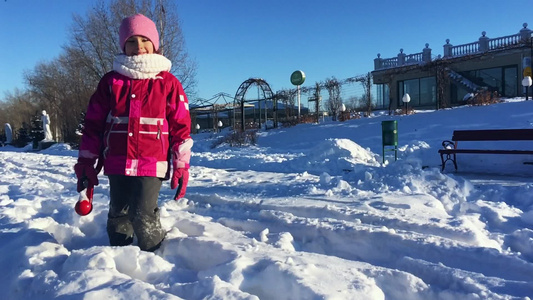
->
[1,0,531,102]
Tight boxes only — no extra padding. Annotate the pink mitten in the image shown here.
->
[171,139,193,200]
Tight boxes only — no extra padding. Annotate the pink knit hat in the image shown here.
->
[119,14,160,52]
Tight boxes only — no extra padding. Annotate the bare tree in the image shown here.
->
[345,95,359,111]
[324,77,343,121]
[20,0,197,145]
[435,65,450,109]
[0,89,38,139]
[25,58,70,142]
[310,82,322,123]
[65,0,197,95]
[355,72,372,116]
[276,89,297,120]
[68,2,118,82]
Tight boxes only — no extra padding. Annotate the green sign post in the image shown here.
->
[290,70,306,85]
[291,70,306,119]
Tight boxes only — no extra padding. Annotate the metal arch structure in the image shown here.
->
[191,92,236,109]
[234,78,277,131]
[189,92,238,132]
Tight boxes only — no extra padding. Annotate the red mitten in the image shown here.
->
[171,168,189,200]
[74,160,99,192]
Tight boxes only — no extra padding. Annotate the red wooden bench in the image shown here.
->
[438,129,533,171]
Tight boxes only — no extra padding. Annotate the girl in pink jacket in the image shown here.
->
[75,14,192,252]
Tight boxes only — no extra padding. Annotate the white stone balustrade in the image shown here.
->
[374,23,533,70]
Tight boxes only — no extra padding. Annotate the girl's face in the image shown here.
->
[124,35,155,56]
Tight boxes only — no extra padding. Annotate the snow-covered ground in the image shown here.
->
[1,99,533,299]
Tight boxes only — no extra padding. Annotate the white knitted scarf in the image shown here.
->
[113,54,172,79]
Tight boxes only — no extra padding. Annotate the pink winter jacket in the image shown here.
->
[78,70,192,179]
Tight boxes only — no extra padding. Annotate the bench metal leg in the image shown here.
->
[440,153,457,171]
[451,154,457,171]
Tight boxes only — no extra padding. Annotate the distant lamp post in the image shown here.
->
[195,123,200,134]
[522,76,532,100]
[340,103,346,121]
[217,120,223,132]
[402,93,411,114]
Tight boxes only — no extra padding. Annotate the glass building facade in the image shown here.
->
[374,65,519,110]
[398,77,437,108]
[452,66,518,103]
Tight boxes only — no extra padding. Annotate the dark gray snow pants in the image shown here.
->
[107,175,166,252]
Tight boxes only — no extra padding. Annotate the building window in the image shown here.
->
[450,83,470,105]
[474,68,502,93]
[503,66,517,97]
[453,65,518,102]
[420,77,436,106]
[374,84,390,109]
[398,77,436,108]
